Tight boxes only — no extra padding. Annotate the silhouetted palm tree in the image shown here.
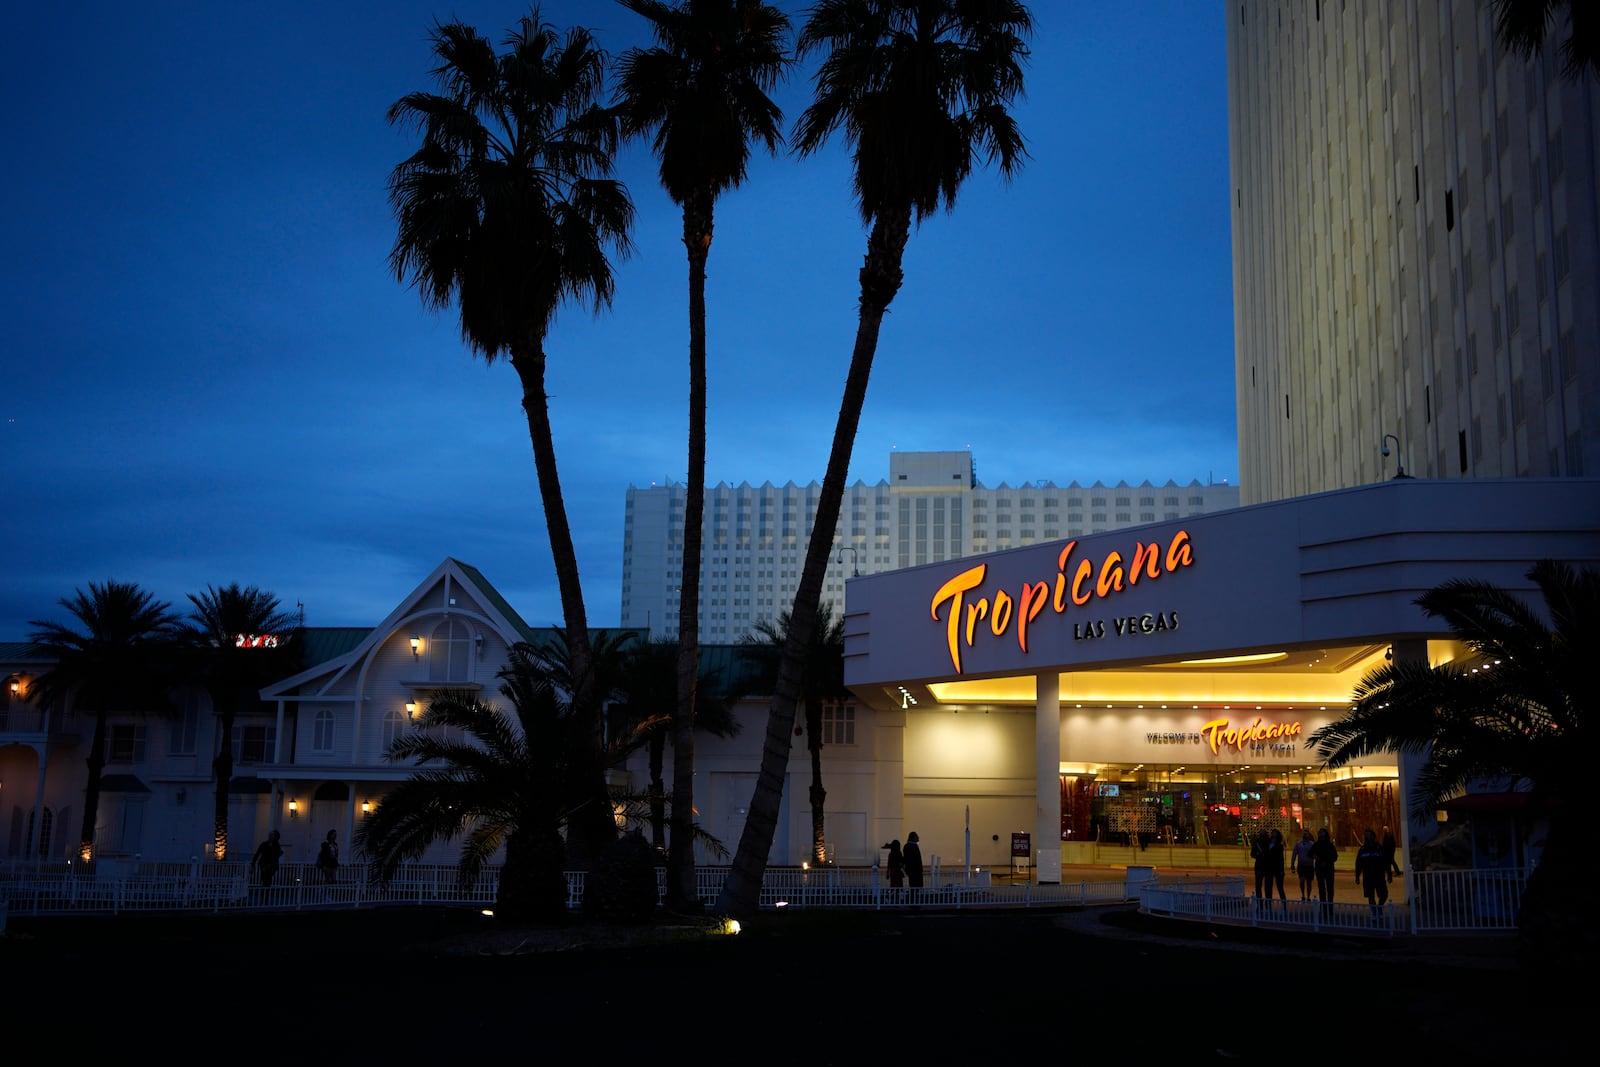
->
[28,581,181,860]
[720,0,1032,916]
[1493,0,1599,81]
[387,7,634,861]
[610,636,742,858]
[357,644,653,922]
[178,584,301,861]
[745,603,846,866]
[1309,559,1598,960]
[615,0,790,911]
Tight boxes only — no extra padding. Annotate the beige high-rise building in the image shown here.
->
[621,451,1239,642]
[1227,0,1598,503]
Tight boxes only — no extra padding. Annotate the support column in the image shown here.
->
[1392,638,1434,900]
[1035,671,1062,884]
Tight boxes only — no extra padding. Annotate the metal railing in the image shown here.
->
[1,858,1527,937]
[1137,867,1528,936]
[1,859,1156,918]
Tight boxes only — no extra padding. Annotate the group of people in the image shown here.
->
[251,829,340,889]
[883,831,924,890]
[1254,824,1401,913]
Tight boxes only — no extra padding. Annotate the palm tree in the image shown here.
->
[387,7,634,862]
[614,0,791,912]
[745,603,846,866]
[356,644,651,922]
[1493,0,1599,81]
[611,637,742,856]
[27,581,181,861]
[718,0,1032,916]
[178,584,301,861]
[1308,559,1598,959]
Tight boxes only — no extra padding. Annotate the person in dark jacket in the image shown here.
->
[1266,828,1288,902]
[1310,827,1338,903]
[251,829,283,889]
[903,831,924,889]
[1355,828,1390,917]
[1250,829,1272,902]
[885,839,904,888]
[1381,826,1401,877]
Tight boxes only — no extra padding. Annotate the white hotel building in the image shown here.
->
[621,451,1240,643]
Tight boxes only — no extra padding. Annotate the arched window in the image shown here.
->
[428,619,472,682]
[313,709,335,753]
[382,708,407,753]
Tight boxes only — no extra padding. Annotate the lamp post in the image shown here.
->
[836,545,860,577]
[1381,434,1410,480]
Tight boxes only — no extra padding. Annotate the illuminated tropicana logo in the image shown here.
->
[1201,717,1303,755]
[929,530,1194,674]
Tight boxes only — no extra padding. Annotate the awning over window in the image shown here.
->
[99,774,150,793]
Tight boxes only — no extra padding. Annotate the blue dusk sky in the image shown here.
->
[0,1,1238,638]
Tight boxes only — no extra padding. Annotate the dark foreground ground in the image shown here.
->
[1,904,1575,1062]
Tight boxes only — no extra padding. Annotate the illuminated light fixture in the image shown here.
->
[410,635,422,656]
[361,800,372,814]
[288,798,298,818]
[9,679,18,694]
[897,685,918,709]
[406,701,417,718]
[1178,652,1289,667]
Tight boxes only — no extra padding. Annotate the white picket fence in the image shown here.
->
[1138,867,1528,936]
[0,858,1526,939]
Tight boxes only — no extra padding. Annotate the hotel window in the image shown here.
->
[107,723,147,764]
[168,691,200,756]
[822,701,855,745]
[313,709,335,753]
[428,619,477,682]
[234,723,277,765]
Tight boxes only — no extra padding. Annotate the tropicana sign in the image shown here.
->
[929,529,1195,674]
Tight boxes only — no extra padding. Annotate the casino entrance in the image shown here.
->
[1060,761,1401,868]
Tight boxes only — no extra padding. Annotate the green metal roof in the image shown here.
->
[298,627,370,669]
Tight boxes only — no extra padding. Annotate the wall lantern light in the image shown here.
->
[410,635,422,657]
[361,800,372,815]
[176,787,187,806]
[406,701,417,718]
[288,798,299,818]
[9,679,18,694]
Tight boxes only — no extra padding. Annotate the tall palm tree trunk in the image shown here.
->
[79,704,110,861]
[508,341,614,864]
[648,731,668,851]
[669,192,713,912]
[212,701,236,861]
[719,212,910,914]
[806,695,826,865]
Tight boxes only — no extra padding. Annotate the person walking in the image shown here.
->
[1355,828,1390,918]
[903,831,924,889]
[1250,828,1272,903]
[1266,828,1288,904]
[251,829,283,889]
[1291,829,1316,901]
[1381,826,1401,877]
[1310,827,1338,904]
[315,829,340,885]
[885,839,904,889]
